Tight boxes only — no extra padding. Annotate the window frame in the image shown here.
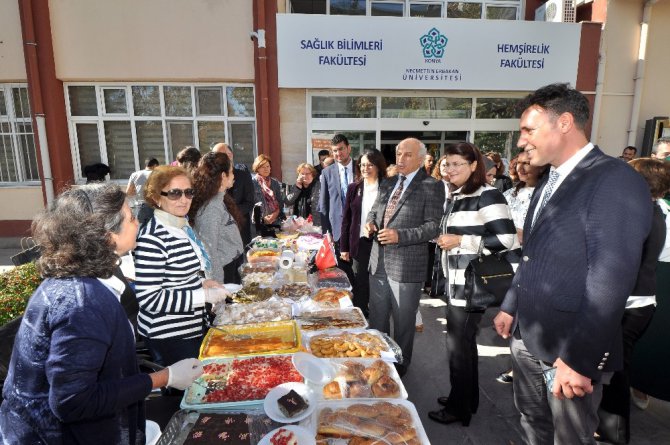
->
[65,82,257,183]
[0,83,40,186]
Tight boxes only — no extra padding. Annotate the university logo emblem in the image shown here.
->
[420,28,448,59]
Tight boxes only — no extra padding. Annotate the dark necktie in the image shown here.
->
[383,175,406,228]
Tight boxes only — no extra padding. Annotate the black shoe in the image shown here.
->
[496,372,513,384]
[437,396,449,406]
[428,409,471,426]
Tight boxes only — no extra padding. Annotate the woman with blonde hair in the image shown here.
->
[285,162,321,225]
[251,154,285,236]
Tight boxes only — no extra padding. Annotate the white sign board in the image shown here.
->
[277,15,581,91]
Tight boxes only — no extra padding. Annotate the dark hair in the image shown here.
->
[629,158,670,198]
[519,83,590,129]
[176,146,202,172]
[33,183,126,278]
[432,155,448,180]
[145,158,159,168]
[189,152,245,228]
[318,149,330,158]
[486,152,506,176]
[331,134,349,146]
[623,146,637,154]
[358,148,387,180]
[444,142,487,195]
[508,156,519,183]
[144,165,191,208]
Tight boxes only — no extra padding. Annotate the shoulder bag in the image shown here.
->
[464,238,514,312]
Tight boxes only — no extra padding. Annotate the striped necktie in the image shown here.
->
[383,175,406,228]
[531,170,560,229]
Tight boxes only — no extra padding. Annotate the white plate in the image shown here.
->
[223,283,243,293]
[258,425,315,445]
[263,382,316,423]
[292,352,336,385]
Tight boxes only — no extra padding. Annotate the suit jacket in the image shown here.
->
[340,181,366,259]
[500,147,652,380]
[367,169,444,282]
[319,162,352,241]
[230,165,255,246]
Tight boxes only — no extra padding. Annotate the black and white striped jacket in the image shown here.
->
[441,185,518,306]
[134,217,206,340]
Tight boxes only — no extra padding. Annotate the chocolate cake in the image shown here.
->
[276,389,308,418]
[183,413,252,444]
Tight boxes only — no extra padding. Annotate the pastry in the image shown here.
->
[348,382,373,398]
[362,366,385,386]
[371,375,401,398]
[322,381,343,399]
[277,389,308,418]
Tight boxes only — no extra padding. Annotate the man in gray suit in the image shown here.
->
[319,134,355,243]
[365,138,444,375]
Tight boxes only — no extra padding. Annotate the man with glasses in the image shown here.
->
[493,84,652,444]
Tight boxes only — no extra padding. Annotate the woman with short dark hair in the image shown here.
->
[429,142,517,426]
[0,184,203,444]
[340,148,387,316]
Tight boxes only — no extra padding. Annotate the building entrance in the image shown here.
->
[379,130,468,165]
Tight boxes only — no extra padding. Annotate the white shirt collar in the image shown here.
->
[400,166,421,185]
[552,142,594,179]
[97,274,126,302]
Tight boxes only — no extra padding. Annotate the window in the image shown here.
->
[66,84,257,181]
[312,96,377,118]
[0,85,40,183]
[287,0,519,19]
[381,97,471,118]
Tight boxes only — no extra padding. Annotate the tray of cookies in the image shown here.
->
[199,320,301,359]
[181,355,304,410]
[303,329,398,362]
[306,399,430,445]
[295,307,368,332]
[315,358,407,400]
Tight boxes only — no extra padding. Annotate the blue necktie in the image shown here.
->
[341,166,349,208]
[183,225,212,273]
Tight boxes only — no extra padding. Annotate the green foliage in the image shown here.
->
[0,263,42,327]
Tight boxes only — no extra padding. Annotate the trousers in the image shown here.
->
[511,336,604,445]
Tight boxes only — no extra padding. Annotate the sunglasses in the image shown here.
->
[160,188,195,200]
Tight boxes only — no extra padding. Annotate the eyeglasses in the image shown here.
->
[160,188,196,200]
[360,163,376,169]
[443,162,471,170]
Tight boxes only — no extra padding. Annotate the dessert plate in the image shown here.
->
[258,424,315,445]
[263,382,316,423]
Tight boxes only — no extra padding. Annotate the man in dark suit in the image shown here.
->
[365,138,444,375]
[494,84,652,444]
[212,142,255,247]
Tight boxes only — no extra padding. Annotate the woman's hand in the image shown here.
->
[340,252,350,262]
[264,209,280,224]
[296,177,304,189]
[436,234,462,250]
[202,279,222,289]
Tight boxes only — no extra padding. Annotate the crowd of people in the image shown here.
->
[1,83,670,445]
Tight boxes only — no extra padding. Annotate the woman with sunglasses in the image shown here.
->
[134,166,227,369]
[428,142,517,427]
[189,152,245,284]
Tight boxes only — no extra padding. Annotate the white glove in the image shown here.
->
[204,287,230,305]
[167,358,204,390]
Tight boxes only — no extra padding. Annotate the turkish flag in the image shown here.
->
[315,233,337,270]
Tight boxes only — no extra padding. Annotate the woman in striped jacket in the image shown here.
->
[134,166,227,368]
[429,142,517,427]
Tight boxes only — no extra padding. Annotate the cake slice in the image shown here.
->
[277,389,308,418]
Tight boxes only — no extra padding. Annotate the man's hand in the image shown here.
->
[493,311,514,339]
[552,357,593,400]
[364,222,378,238]
[377,228,399,245]
[340,252,350,262]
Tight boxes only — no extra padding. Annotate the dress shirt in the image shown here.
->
[360,181,379,238]
[531,142,594,224]
[338,161,354,189]
[389,167,421,201]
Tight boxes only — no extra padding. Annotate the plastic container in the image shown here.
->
[312,358,408,400]
[199,320,301,359]
[295,307,368,332]
[302,329,398,362]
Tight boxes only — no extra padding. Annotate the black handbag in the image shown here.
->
[10,237,41,266]
[463,240,514,312]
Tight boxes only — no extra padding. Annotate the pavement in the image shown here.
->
[1,240,669,444]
